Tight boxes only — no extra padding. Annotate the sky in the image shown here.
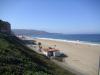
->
[0,0,100,34]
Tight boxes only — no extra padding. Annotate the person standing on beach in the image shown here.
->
[38,42,42,52]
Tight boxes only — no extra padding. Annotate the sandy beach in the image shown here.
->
[35,38,100,75]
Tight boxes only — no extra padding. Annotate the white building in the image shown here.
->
[42,47,61,57]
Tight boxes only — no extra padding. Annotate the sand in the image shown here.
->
[35,38,100,75]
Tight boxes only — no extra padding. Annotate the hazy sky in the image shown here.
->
[0,0,100,34]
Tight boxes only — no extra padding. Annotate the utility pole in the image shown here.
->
[98,56,100,75]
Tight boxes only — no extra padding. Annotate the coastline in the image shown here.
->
[34,37,100,46]
[35,37,100,75]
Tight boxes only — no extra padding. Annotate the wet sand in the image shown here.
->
[36,38,100,75]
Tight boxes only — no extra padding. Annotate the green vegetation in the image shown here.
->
[0,32,75,75]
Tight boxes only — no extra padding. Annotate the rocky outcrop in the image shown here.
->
[0,20,11,33]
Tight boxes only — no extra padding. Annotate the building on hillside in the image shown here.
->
[0,20,11,33]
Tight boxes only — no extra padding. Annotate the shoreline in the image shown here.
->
[35,38,100,75]
[17,35,100,75]
[34,37,100,46]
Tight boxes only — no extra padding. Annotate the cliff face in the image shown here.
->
[0,20,11,33]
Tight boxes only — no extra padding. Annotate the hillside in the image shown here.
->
[0,32,75,75]
[12,29,49,35]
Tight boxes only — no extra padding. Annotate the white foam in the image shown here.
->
[36,37,100,46]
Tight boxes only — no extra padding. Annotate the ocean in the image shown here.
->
[32,33,100,45]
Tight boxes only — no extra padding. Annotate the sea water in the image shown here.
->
[32,33,100,45]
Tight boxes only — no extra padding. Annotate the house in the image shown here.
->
[0,20,11,33]
[42,47,61,57]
